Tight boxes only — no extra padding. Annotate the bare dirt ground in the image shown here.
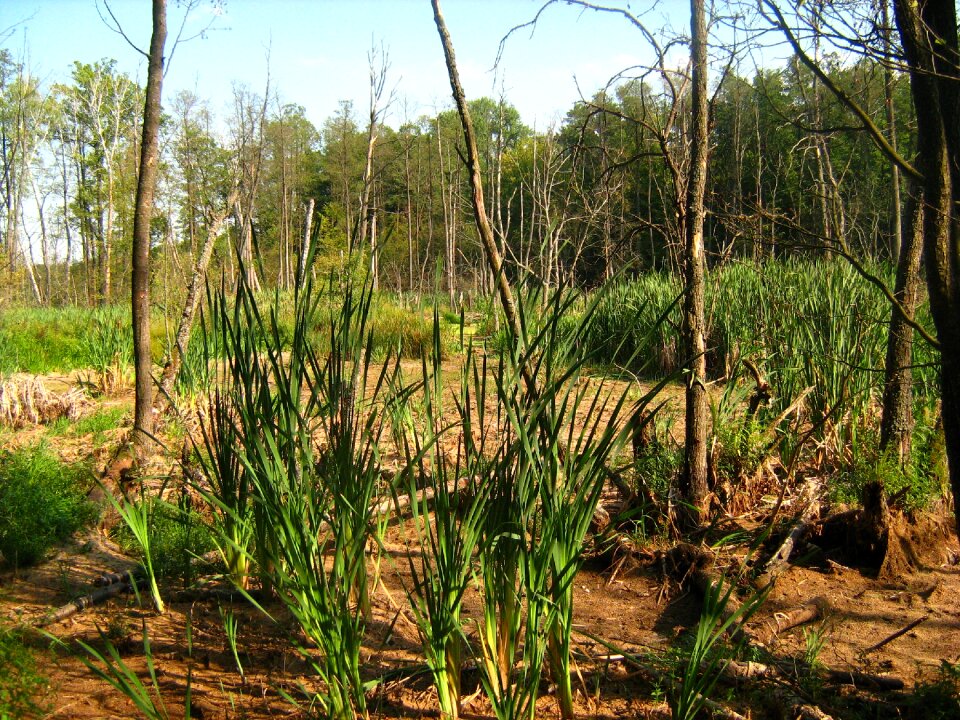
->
[2,368,959,720]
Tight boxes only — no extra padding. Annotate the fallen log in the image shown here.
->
[760,478,823,582]
[824,669,904,691]
[93,566,146,587]
[35,582,131,627]
[755,599,824,645]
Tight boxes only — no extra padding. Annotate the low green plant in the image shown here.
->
[50,618,192,720]
[830,423,947,511]
[577,258,939,453]
[670,580,765,720]
[631,412,683,503]
[112,491,214,587]
[906,661,960,719]
[106,487,166,614]
[219,605,244,678]
[0,625,50,719]
[48,406,128,440]
[0,443,95,569]
[802,622,829,672]
[389,315,489,720]
[194,389,254,591]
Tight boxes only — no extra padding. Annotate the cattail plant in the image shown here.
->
[468,285,636,720]
[194,248,397,719]
[389,313,488,719]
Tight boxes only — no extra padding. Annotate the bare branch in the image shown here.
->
[98,1,148,58]
[759,0,921,182]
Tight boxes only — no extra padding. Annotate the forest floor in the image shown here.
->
[1,364,959,720]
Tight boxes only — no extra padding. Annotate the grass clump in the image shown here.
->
[47,406,128,440]
[0,443,96,569]
[369,295,455,359]
[0,625,51,719]
[111,492,214,587]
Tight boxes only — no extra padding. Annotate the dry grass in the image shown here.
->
[0,374,89,428]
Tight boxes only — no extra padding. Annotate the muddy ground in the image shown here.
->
[1,369,958,720]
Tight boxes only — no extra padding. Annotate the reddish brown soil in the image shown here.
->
[2,371,958,720]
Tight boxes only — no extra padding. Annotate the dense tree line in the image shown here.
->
[0,41,915,308]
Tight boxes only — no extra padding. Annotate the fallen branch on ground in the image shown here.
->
[862,616,927,654]
[35,582,131,628]
[760,478,823,582]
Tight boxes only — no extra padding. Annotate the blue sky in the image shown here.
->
[2,0,689,130]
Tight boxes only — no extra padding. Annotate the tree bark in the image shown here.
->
[681,0,711,525]
[131,0,167,456]
[881,0,904,261]
[879,183,924,462]
[894,0,960,539]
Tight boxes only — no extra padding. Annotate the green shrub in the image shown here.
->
[0,443,96,569]
[0,625,50,719]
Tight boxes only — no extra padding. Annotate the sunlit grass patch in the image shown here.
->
[0,442,96,569]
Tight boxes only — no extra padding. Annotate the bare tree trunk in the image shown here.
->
[681,0,711,525]
[436,124,457,306]
[880,0,903,261]
[131,0,167,456]
[31,176,52,304]
[298,197,314,287]
[357,44,390,264]
[405,139,414,292]
[59,138,75,301]
[894,0,960,539]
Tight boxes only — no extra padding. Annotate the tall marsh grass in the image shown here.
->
[0,304,170,376]
[193,264,398,719]
[581,258,939,442]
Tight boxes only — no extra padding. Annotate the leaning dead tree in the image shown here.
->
[431,0,523,345]
[154,185,240,408]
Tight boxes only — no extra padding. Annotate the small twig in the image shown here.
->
[862,616,927,654]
